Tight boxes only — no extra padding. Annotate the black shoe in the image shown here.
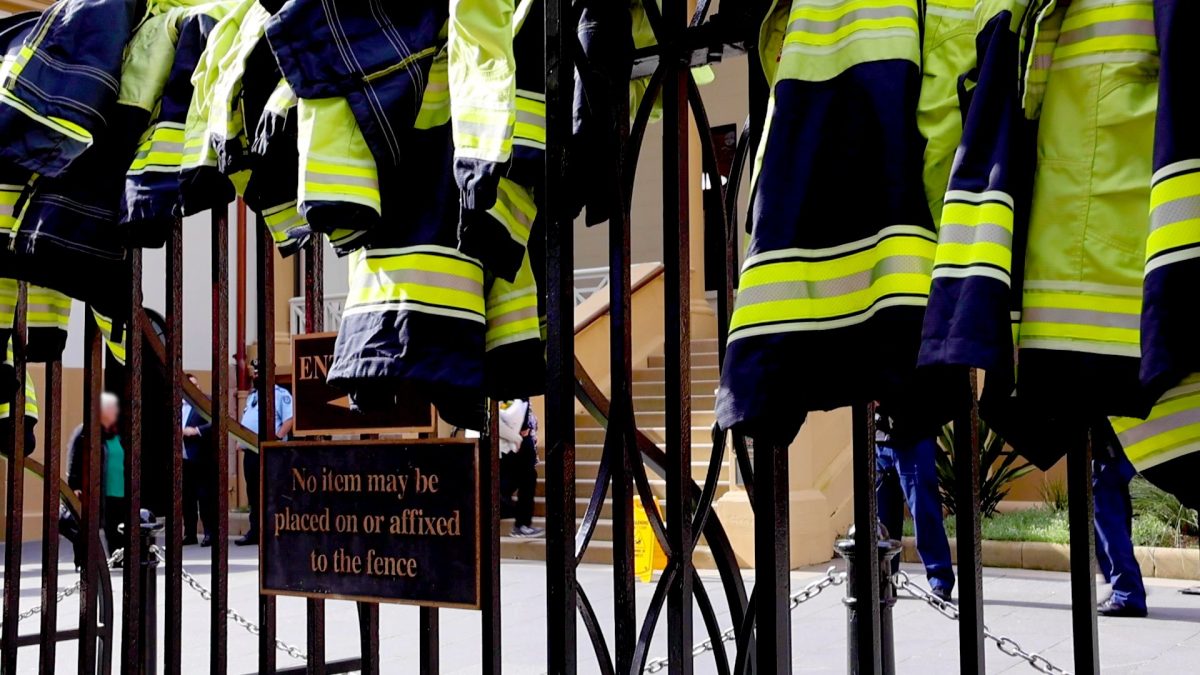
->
[234,532,259,547]
[511,525,544,538]
[931,586,953,603]
[182,536,198,546]
[200,536,213,548]
[1098,597,1147,618]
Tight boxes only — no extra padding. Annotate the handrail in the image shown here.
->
[573,263,665,335]
[139,311,259,450]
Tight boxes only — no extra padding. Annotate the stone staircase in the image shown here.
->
[501,339,728,568]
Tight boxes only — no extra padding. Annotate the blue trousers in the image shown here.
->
[876,437,955,593]
[1094,453,1146,609]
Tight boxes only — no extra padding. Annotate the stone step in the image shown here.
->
[646,351,719,368]
[533,477,730,501]
[500,537,718,569]
[632,393,717,413]
[575,425,718,445]
[561,460,722,482]
[632,365,720,383]
[574,411,716,430]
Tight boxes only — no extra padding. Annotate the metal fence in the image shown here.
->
[0,0,1106,674]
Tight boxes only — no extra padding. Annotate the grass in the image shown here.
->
[901,505,1198,548]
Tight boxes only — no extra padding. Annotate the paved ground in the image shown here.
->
[3,540,1200,673]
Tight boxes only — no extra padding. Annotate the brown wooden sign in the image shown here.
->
[260,439,481,608]
[290,332,436,436]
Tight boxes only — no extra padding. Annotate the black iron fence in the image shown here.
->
[0,0,1106,674]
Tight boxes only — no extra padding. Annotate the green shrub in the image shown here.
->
[1039,479,1068,512]
[935,419,1033,518]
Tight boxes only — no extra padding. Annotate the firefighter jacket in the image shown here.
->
[0,0,140,177]
[249,79,309,256]
[1016,0,1159,418]
[0,279,70,364]
[919,0,1038,435]
[265,0,447,170]
[454,0,543,281]
[716,0,939,445]
[123,7,223,245]
[179,0,259,216]
[327,54,543,430]
[1139,0,1200,402]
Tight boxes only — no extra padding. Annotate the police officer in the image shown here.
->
[237,359,293,546]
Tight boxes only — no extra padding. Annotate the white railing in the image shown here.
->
[288,294,347,334]
[574,267,610,306]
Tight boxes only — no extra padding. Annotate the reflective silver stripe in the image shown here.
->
[268,213,304,234]
[931,266,1011,284]
[1022,307,1139,330]
[135,141,183,157]
[1118,406,1200,449]
[515,89,544,102]
[0,204,14,217]
[453,119,515,140]
[1153,159,1200,186]
[494,187,534,230]
[1022,280,1142,296]
[925,5,973,19]
[1018,338,1141,357]
[788,5,917,35]
[1146,246,1200,276]
[744,225,935,267]
[488,303,539,328]
[936,223,1013,248]
[352,269,484,296]
[343,301,485,324]
[735,255,933,307]
[515,109,544,128]
[1150,195,1200,232]
[304,171,379,190]
[1056,19,1154,45]
[944,189,1015,208]
[782,27,915,56]
[727,295,928,341]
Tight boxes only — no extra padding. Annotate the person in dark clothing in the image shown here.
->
[498,399,542,538]
[181,373,215,546]
[875,406,955,601]
[67,392,127,560]
[1093,425,1148,617]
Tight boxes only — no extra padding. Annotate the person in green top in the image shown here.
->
[67,392,128,557]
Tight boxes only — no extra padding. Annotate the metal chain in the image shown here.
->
[0,548,125,630]
[644,567,846,674]
[148,545,308,662]
[893,571,1071,675]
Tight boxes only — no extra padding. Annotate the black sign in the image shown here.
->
[260,439,481,608]
[291,332,437,436]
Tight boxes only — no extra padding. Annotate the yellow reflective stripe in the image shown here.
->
[0,89,93,145]
[92,311,126,365]
[262,201,307,244]
[1146,162,1200,265]
[934,194,1016,280]
[1053,2,1157,60]
[729,226,936,335]
[345,248,485,319]
[129,122,186,173]
[485,292,539,350]
[1111,375,1200,470]
[26,286,70,330]
[1019,287,1142,353]
[489,179,536,243]
[514,94,545,146]
[784,0,918,47]
[0,380,39,420]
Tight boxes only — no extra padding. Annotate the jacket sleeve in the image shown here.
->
[1139,0,1200,399]
[0,0,141,176]
[448,0,517,211]
[919,0,1037,377]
